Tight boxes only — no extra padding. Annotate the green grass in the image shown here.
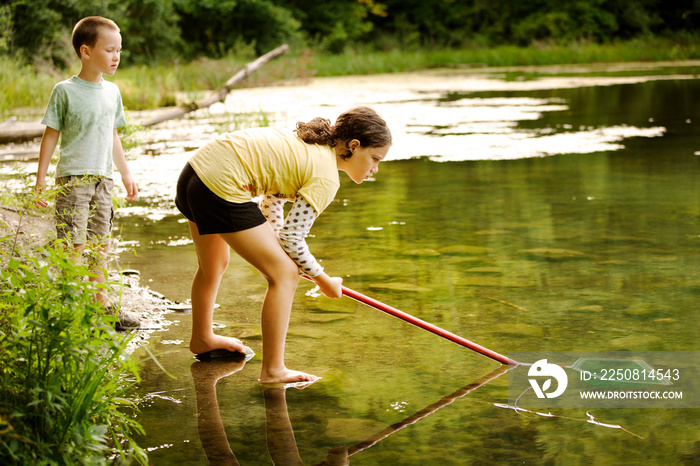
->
[2,36,700,116]
[0,181,147,465]
[0,247,147,465]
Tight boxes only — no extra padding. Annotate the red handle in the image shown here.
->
[303,277,518,365]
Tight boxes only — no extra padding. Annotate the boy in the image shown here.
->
[34,16,139,329]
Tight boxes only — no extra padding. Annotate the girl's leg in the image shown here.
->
[189,221,246,355]
[218,222,317,384]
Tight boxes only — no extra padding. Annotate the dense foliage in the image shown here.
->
[0,248,146,464]
[2,0,700,67]
[0,187,146,464]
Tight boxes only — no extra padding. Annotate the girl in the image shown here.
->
[175,106,392,384]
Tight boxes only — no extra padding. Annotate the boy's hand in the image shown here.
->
[33,179,49,208]
[122,174,138,201]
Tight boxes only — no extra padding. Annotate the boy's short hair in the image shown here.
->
[71,16,120,59]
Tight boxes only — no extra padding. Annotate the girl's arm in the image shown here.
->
[259,195,286,236]
[259,194,343,298]
[112,128,138,201]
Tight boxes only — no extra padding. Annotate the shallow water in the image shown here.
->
[5,63,700,464]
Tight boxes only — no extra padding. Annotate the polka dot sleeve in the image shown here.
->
[258,195,286,235]
[259,193,324,277]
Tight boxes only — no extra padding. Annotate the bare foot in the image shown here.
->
[259,367,319,385]
[190,334,246,355]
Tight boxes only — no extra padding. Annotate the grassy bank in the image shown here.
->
[0,188,147,464]
[2,36,700,116]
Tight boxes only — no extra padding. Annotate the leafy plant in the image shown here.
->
[0,177,147,464]
[0,245,147,465]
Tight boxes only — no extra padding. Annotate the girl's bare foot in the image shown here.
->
[190,334,246,355]
[190,358,246,384]
[259,367,319,385]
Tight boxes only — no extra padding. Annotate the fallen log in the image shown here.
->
[0,44,290,144]
[140,43,289,127]
[0,119,44,145]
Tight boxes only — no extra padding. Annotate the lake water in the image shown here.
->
[5,63,700,464]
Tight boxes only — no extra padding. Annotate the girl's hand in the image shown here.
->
[311,273,343,299]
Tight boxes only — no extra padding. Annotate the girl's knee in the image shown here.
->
[197,255,230,278]
[266,260,299,287]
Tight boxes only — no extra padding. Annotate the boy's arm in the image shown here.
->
[112,128,138,201]
[34,126,60,207]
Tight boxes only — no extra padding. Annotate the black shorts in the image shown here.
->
[175,162,266,235]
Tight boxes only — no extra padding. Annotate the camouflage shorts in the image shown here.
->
[55,175,114,245]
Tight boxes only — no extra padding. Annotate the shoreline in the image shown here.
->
[0,204,180,353]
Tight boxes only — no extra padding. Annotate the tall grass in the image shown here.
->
[0,186,147,464]
[2,36,700,116]
[0,56,59,117]
[0,249,147,464]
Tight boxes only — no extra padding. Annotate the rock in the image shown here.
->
[519,248,585,259]
[306,314,350,324]
[609,335,665,351]
[406,248,441,257]
[439,245,488,255]
[621,303,655,317]
[653,318,676,323]
[167,303,192,312]
[571,305,604,313]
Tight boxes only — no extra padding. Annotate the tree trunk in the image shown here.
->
[140,44,289,127]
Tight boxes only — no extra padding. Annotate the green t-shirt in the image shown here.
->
[41,76,126,179]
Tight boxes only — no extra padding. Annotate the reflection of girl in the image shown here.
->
[176,106,392,384]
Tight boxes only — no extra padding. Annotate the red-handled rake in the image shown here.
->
[303,277,519,366]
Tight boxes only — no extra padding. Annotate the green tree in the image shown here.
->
[118,0,182,64]
[282,0,388,53]
[5,0,180,67]
[376,0,474,48]
[173,0,302,57]
[511,0,618,44]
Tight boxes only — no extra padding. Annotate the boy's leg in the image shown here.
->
[188,221,246,355]
[86,178,115,306]
[55,176,91,248]
[55,177,100,297]
[218,222,317,384]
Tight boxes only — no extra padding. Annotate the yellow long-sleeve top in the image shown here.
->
[188,127,340,276]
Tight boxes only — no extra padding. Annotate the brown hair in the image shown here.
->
[71,16,120,58]
[295,106,392,159]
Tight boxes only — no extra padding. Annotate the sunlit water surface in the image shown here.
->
[4,63,700,464]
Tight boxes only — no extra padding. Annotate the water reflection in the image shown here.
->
[190,359,244,464]
[263,386,307,466]
[190,355,329,465]
[190,357,327,465]
[189,357,511,465]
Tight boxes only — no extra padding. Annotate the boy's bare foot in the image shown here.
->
[190,334,246,356]
[259,367,319,385]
